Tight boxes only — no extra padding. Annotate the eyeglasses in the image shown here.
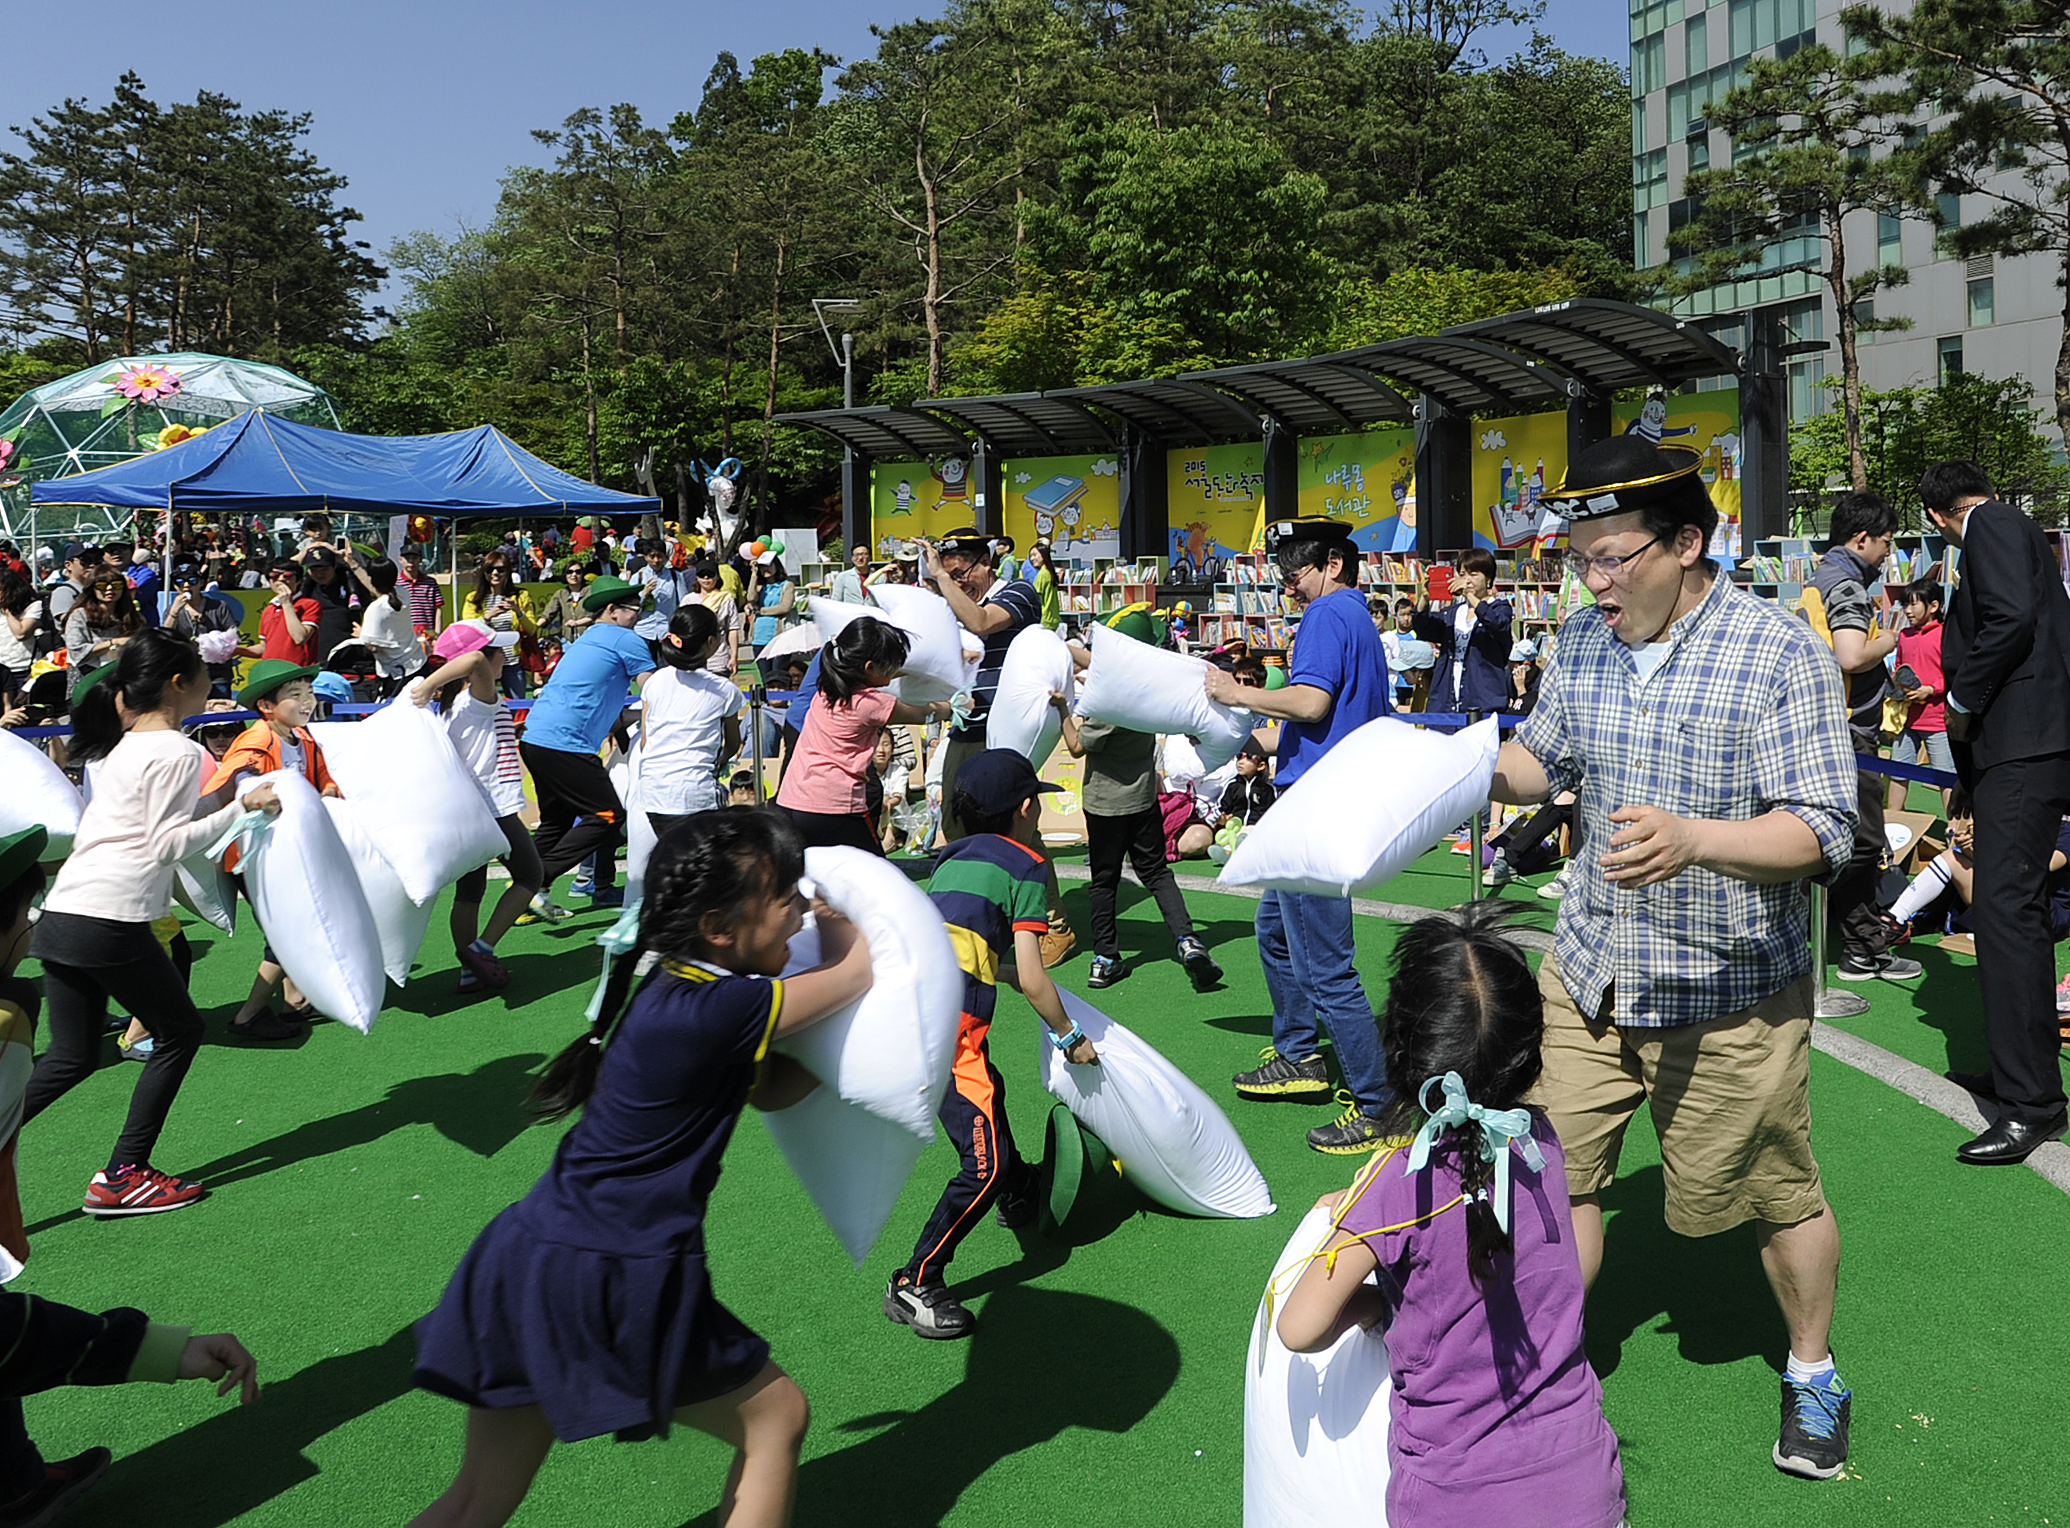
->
[1563,536,1661,584]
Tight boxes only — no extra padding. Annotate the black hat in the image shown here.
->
[935,527,994,559]
[170,558,203,580]
[1540,439,1707,522]
[954,749,1060,818]
[1263,517,1354,557]
[302,545,339,568]
[60,541,92,564]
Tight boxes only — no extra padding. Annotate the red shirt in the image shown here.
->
[1896,618,1946,733]
[259,597,323,666]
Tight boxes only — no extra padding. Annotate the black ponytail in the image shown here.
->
[659,603,720,670]
[1374,899,1545,1287]
[530,807,805,1122]
[66,627,205,766]
[818,615,911,706]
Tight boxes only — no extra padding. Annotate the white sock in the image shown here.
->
[1889,855,1953,923]
[1785,1351,1834,1382]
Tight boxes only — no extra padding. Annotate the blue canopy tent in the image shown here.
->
[33,407,659,606]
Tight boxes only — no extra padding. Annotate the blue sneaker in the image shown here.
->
[1774,1365,1851,1479]
[569,874,597,899]
[586,886,625,909]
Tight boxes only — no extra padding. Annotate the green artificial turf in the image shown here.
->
[10,844,2069,1527]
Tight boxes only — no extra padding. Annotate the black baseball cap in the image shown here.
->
[61,541,93,564]
[955,749,1060,818]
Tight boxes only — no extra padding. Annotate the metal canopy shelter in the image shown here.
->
[916,392,1114,456]
[1338,336,1577,417]
[1178,358,1413,434]
[1052,379,1262,446]
[1447,297,1742,394]
[771,405,971,462]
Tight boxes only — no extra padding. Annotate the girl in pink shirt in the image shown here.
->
[1889,580,1953,811]
[776,617,947,852]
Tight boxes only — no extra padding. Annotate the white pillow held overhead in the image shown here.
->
[308,700,507,904]
[1243,1205,1393,1527]
[1075,622,1251,773]
[868,582,979,705]
[0,728,82,861]
[987,626,1074,768]
[1219,715,1500,898]
[1038,990,1274,1219]
[324,796,435,987]
[242,771,386,1033]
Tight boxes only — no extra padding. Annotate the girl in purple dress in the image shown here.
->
[409,809,872,1528]
[1277,902,1625,1528]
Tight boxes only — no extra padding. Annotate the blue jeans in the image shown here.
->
[1891,727,1956,777]
[1256,890,1388,1114]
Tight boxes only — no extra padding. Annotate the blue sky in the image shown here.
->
[7,0,1626,309]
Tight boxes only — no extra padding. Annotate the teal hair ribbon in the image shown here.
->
[1402,1071,1547,1232]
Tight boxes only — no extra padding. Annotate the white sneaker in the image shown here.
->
[1483,852,1515,888]
[1537,867,1570,901]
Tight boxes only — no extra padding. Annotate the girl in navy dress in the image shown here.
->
[409,808,872,1528]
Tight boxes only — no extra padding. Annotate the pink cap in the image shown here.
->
[433,619,520,662]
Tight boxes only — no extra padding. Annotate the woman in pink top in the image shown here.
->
[776,617,949,852]
[1888,579,1953,811]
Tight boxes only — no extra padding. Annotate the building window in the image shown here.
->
[1689,136,1710,173]
[1968,276,1995,326]
[1877,212,1902,267]
[1686,12,1709,74]
[1938,335,1964,383]
[1633,102,1647,155]
[1787,354,1827,421]
[1935,191,1961,231]
[1634,210,1649,267]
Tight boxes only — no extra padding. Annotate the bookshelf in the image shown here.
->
[1737,533,1954,618]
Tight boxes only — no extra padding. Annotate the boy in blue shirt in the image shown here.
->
[1204,518,1394,1153]
[519,576,655,911]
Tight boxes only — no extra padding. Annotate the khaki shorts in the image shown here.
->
[1528,954,1826,1237]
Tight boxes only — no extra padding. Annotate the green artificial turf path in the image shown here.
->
[13,839,2069,1526]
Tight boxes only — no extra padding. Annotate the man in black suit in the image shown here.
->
[1923,460,2070,1162]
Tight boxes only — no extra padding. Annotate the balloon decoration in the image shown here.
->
[1263,664,1288,690]
[408,514,434,543]
[748,541,769,558]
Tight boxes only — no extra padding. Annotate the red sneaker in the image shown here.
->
[83,1166,207,1217]
[456,943,509,994]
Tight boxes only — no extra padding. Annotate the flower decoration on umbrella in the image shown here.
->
[154,422,206,450]
[109,362,184,404]
[0,437,21,489]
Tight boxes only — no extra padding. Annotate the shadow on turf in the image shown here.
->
[1896,941,1991,1073]
[82,1326,418,1527]
[677,1285,1181,1528]
[1583,1165,1792,1380]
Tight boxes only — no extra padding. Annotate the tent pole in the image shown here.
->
[450,518,459,626]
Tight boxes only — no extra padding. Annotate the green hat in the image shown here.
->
[71,661,117,704]
[236,659,320,708]
[1037,1102,1138,1244]
[0,825,48,886]
[581,574,643,613]
[1102,601,1167,647]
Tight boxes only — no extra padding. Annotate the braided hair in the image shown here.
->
[530,807,805,1121]
[1374,899,1545,1286]
[817,615,911,706]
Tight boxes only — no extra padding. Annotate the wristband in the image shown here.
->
[1047,1021,1086,1053]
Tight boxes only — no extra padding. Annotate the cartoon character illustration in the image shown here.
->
[932,457,970,505]
[890,478,916,516]
[1172,520,1225,583]
[1623,390,1700,447]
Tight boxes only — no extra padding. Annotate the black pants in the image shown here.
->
[1086,807,1194,960]
[1967,750,2070,1124]
[900,1017,1032,1287]
[779,805,883,855]
[24,914,204,1174]
[0,1291,152,1503]
[521,742,624,892]
[1829,750,1891,965]
[1491,799,1572,875]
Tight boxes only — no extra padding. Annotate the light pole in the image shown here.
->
[813,298,863,555]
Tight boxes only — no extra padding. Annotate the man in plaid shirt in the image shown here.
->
[1493,436,1860,1484]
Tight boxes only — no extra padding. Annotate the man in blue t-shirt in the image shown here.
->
[519,576,655,909]
[1204,518,1393,1153]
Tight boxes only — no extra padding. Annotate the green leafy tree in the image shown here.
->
[1842,0,2070,449]
[1668,43,1925,490]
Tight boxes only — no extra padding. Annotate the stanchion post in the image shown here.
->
[749,683,767,794]
[1808,881,1869,1019]
[1466,708,1484,902]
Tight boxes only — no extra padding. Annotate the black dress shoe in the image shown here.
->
[1956,1113,2068,1165]
[1946,1070,1998,1098]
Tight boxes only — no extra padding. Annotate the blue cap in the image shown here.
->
[954,748,1060,818]
[311,672,355,704]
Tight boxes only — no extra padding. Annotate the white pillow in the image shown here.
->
[307,700,506,905]
[987,626,1074,768]
[610,744,658,893]
[1219,716,1500,898]
[774,845,962,1139]
[243,771,385,1033]
[868,582,980,705]
[172,855,238,934]
[1076,622,1251,773]
[0,728,81,861]
[1039,990,1275,1219]
[760,1084,930,1265]
[807,594,871,646]
[324,796,434,988]
[1244,1205,1393,1526]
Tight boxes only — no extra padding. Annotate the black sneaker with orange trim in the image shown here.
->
[0,1447,112,1527]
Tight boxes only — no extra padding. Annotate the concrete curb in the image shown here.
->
[1049,861,2070,1195]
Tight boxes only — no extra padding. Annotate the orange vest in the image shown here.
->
[205,721,334,871]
